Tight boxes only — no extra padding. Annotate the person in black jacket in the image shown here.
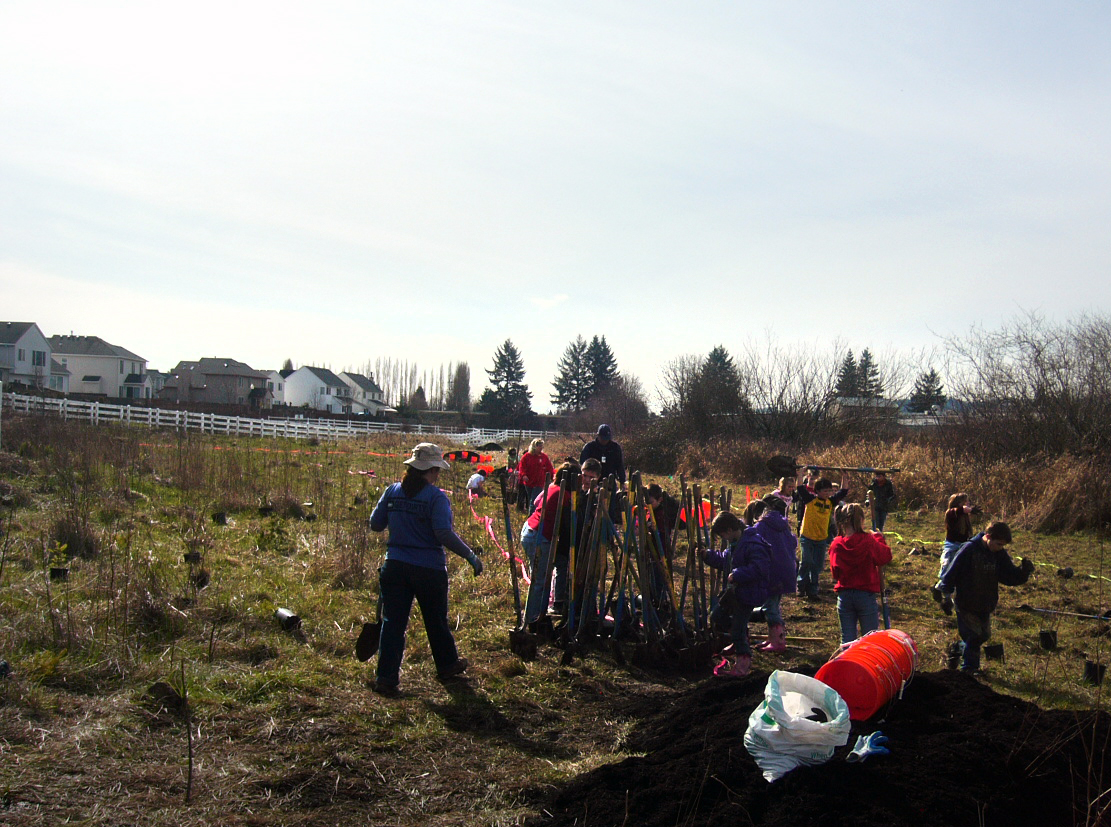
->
[866,471,896,531]
[939,522,1033,673]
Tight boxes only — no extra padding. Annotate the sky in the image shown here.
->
[3,1,1110,413]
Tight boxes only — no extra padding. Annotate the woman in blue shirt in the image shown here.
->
[369,443,483,697]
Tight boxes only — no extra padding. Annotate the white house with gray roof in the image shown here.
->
[0,322,51,389]
[48,334,149,398]
[339,372,395,415]
[284,366,352,413]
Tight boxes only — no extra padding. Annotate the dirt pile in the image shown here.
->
[528,669,1111,827]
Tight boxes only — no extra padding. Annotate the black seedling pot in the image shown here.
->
[274,608,301,631]
[1084,660,1106,686]
[49,567,68,581]
[1039,630,1058,650]
[984,642,1005,661]
[182,552,202,564]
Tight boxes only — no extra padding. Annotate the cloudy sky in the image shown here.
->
[3,2,1109,412]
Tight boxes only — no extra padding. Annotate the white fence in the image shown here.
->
[1,393,551,445]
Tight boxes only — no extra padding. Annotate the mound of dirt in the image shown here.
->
[529,669,1111,827]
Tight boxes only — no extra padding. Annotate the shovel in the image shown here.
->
[355,591,382,662]
[500,475,538,660]
[766,455,901,478]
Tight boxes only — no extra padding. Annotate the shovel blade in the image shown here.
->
[509,629,538,661]
[355,621,381,662]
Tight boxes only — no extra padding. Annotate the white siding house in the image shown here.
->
[48,335,149,398]
[266,371,287,406]
[284,366,352,413]
[0,322,51,389]
[339,372,395,415]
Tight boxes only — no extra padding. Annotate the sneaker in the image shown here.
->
[372,681,400,698]
[437,657,469,681]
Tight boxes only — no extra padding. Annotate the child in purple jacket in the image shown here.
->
[752,494,800,653]
[705,511,772,678]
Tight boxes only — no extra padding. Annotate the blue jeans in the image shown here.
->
[761,593,784,626]
[938,541,961,580]
[797,537,829,596]
[376,560,459,687]
[836,588,880,644]
[521,524,552,623]
[956,609,992,672]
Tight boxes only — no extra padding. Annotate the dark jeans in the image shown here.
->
[376,559,459,687]
[956,608,992,672]
[711,587,754,656]
[872,507,889,531]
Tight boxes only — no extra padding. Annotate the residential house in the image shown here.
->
[145,370,169,397]
[284,366,352,413]
[49,358,70,393]
[48,334,149,398]
[266,370,287,406]
[339,372,395,415]
[162,358,271,408]
[0,322,51,389]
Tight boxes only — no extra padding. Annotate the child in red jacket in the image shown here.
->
[829,502,892,644]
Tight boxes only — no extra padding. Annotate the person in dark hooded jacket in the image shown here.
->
[751,494,799,653]
[829,502,892,644]
[939,522,1033,673]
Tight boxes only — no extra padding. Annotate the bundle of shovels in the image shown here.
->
[496,467,746,671]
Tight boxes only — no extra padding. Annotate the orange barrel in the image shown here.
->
[815,629,918,721]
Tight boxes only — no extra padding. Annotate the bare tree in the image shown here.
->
[735,334,843,446]
[944,311,1111,459]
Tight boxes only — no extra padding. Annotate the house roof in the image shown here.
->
[82,375,102,382]
[170,358,267,380]
[123,374,146,385]
[48,334,144,362]
[51,358,70,376]
[301,366,346,387]
[0,322,39,345]
[341,372,384,394]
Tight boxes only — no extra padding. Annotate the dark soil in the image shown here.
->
[527,669,1111,827]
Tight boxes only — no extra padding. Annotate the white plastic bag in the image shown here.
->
[743,670,851,782]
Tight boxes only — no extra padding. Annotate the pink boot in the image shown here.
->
[713,654,752,678]
[757,624,787,653]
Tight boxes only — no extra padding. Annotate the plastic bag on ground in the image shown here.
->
[744,669,851,782]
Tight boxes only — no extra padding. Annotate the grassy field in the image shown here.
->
[0,415,1108,825]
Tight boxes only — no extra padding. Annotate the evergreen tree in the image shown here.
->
[835,351,859,397]
[281,357,294,373]
[551,336,593,412]
[478,339,532,424]
[909,368,946,413]
[408,385,428,411]
[857,348,883,398]
[688,345,747,435]
[584,335,619,397]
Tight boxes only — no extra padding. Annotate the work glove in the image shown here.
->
[846,731,890,763]
[1019,556,1035,575]
[941,593,953,616]
[468,547,484,576]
